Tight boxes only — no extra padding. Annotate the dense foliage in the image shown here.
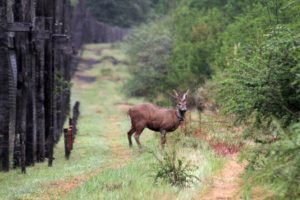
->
[123,19,172,100]
[213,2,300,199]
[243,122,300,199]
[216,26,300,127]
[123,0,300,199]
[123,0,224,100]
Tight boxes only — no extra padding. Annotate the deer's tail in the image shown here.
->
[127,110,132,123]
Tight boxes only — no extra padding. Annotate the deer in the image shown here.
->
[127,90,189,149]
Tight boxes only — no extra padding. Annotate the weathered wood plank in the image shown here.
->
[35,16,46,162]
[8,50,17,168]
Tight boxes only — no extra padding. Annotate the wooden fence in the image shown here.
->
[64,101,80,160]
[0,0,127,173]
[72,0,128,49]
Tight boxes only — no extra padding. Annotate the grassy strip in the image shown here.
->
[65,133,224,200]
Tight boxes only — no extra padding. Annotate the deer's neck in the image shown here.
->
[176,109,185,122]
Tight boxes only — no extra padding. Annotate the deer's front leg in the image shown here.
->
[160,130,167,149]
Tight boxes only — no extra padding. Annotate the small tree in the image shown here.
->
[151,149,199,187]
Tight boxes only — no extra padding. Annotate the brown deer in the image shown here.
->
[127,90,189,148]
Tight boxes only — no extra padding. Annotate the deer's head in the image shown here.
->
[173,90,189,114]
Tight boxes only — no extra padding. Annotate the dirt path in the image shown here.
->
[200,154,245,200]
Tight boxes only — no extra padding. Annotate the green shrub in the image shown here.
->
[123,19,172,100]
[150,149,199,187]
[215,25,300,127]
[242,121,300,199]
[54,72,72,95]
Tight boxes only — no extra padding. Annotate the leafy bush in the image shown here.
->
[123,0,224,101]
[54,72,72,95]
[242,121,300,199]
[215,25,300,127]
[150,149,199,187]
[212,2,300,199]
[123,19,172,100]
[167,5,224,90]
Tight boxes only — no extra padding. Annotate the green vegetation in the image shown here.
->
[123,0,253,101]
[242,122,300,199]
[2,0,300,199]
[65,133,223,200]
[216,26,300,127]
[86,0,150,27]
[85,0,175,27]
[151,148,199,187]
[0,44,224,199]
[123,19,172,100]
[63,44,224,200]
[213,3,300,198]
[123,0,300,199]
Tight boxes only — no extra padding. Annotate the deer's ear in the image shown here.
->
[183,89,189,100]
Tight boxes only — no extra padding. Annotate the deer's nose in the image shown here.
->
[180,106,187,112]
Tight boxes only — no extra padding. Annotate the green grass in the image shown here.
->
[65,135,224,200]
[0,43,224,200]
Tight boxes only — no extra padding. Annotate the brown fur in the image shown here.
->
[127,90,188,148]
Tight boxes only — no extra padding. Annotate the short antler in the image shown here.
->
[183,89,189,100]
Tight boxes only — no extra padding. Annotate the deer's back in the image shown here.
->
[128,103,179,132]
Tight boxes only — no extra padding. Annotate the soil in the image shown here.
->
[194,127,246,200]
[210,142,240,156]
[199,154,246,200]
[193,129,241,156]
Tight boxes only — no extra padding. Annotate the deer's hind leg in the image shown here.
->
[160,130,167,149]
[134,128,144,149]
[127,127,136,147]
